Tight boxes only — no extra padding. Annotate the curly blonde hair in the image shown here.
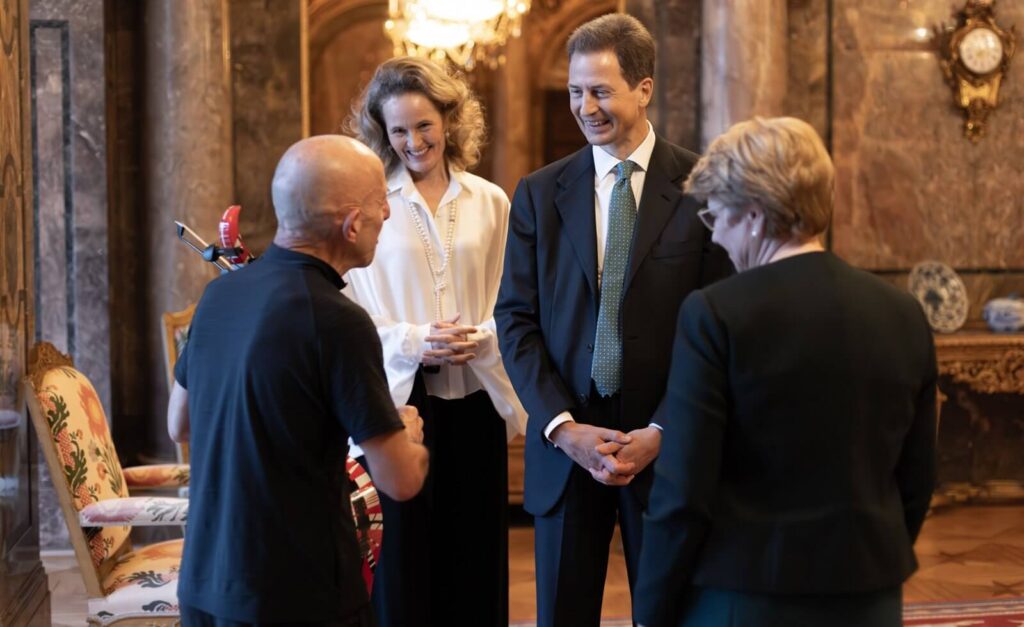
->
[346,56,486,177]
[685,117,834,240]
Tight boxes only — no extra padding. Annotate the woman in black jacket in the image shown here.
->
[634,116,937,627]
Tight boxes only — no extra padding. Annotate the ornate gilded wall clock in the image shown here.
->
[934,0,1016,141]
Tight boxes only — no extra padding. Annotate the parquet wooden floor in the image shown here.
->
[44,505,1024,626]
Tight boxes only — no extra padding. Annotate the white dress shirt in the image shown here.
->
[344,166,528,458]
[544,122,661,441]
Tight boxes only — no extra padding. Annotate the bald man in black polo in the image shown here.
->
[168,136,429,626]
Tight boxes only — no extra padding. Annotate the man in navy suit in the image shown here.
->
[495,13,732,627]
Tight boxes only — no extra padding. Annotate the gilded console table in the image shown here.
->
[933,330,1024,503]
[936,331,1024,394]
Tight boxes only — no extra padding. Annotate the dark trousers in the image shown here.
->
[361,373,509,627]
[180,604,375,627]
[534,387,645,627]
[679,586,903,627]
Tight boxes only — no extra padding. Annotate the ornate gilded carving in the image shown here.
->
[941,348,1024,393]
[935,332,1024,394]
[26,341,74,391]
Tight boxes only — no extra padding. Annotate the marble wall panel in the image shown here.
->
[30,0,109,411]
[30,0,108,551]
[628,0,703,150]
[30,25,68,354]
[831,0,1024,271]
[785,0,829,142]
[229,0,305,255]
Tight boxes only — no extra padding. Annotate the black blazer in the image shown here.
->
[495,137,732,515]
[634,252,938,626]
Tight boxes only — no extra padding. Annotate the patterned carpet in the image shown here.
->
[903,597,1024,626]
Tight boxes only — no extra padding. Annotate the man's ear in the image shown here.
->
[341,208,362,243]
[637,77,654,108]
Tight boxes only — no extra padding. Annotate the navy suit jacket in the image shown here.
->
[495,137,732,516]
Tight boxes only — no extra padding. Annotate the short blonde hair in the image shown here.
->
[685,117,834,239]
[346,56,486,177]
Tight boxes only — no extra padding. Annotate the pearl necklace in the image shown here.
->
[406,196,458,322]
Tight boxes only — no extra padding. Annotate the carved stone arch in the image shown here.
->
[308,0,386,64]
[307,0,394,135]
[530,0,619,91]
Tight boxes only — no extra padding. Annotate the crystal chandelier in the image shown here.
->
[385,0,532,70]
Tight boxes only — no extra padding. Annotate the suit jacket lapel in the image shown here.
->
[625,138,685,291]
[555,148,598,297]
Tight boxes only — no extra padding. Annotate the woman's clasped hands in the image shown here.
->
[422,313,479,366]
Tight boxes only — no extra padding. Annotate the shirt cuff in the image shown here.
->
[648,422,663,431]
[403,322,432,361]
[544,411,575,445]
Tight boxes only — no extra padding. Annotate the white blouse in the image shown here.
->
[344,166,527,443]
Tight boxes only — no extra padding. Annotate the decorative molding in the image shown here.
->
[935,331,1024,394]
[307,0,385,63]
[26,340,72,390]
[528,0,617,90]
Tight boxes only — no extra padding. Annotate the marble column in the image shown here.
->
[142,0,233,459]
[491,35,532,198]
[701,0,788,147]
[227,0,306,254]
[627,0,703,151]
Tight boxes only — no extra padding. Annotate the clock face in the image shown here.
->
[958,27,1004,74]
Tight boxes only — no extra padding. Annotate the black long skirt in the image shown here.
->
[360,371,509,627]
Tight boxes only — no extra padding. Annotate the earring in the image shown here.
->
[751,229,758,237]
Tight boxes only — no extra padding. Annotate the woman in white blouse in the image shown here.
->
[345,56,526,627]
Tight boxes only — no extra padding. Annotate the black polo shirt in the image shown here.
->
[175,244,403,622]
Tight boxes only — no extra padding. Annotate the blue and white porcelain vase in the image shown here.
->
[983,296,1024,332]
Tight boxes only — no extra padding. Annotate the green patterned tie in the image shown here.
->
[592,160,638,397]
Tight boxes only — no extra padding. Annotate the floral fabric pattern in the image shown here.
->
[80,497,188,526]
[89,539,182,625]
[36,367,130,566]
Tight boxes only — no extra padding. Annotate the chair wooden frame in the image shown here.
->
[161,303,195,464]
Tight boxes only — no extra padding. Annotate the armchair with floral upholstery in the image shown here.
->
[25,342,188,626]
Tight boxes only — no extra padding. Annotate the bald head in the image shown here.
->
[271,135,385,240]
